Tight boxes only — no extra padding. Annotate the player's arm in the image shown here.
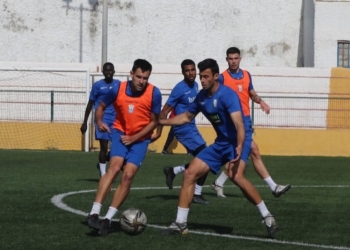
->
[248,72,270,114]
[151,103,173,142]
[95,101,110,132]
[80,100,94,134]
[122,112,159,145]
[159,111,196,126]
[95,84,119,133]
[229,111,245,162]
[249,89,270,114]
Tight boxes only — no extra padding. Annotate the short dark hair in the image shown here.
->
[181,59,195,71]
[132,59,152,73]
[103,62,114,70]
[197,59,219,75]
[226,47,241,56]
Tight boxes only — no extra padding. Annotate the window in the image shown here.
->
[338,41,350,68]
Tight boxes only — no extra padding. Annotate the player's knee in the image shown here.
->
[183,168,197,183]
[230,173,245,187]
[250,143,261,159]
[121,171,135,185]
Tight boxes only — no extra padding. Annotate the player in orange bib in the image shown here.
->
[86,59,162,236]
[212,47,291,198]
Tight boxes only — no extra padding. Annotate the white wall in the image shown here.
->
[0,0,303,67]
[314,0,350,67]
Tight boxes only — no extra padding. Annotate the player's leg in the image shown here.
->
[163,128,206,189]
[212,163,229,197]
[229,159,277,235]
[98,139,109,177]
[167,158,210,234]
[97,139,149,235]
[87,155,125,230]
[212,122,251,198]
[162,126,175,154]
[166,145,221,234]
[95,120,112,177]
[87,129,126,230]
[250,141,291,197]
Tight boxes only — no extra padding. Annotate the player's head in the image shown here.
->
[102,62,115,83]
[197,59,219,91]
[181,59,196,83]
[130,59,152,92]
[226,47,241,72]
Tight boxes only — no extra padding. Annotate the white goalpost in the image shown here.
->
[0,68,91,152]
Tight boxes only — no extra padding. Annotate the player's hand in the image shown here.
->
[80,123,87,134]
[230,146,242,163]
[120,135,136,145]
[260,101,270,114]
[97,122,110,133]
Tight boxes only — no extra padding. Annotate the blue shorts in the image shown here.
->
[95,119,113,141]
[242,120,253,163]
[197,132,252,174]
[196,142,237,174]
[110,129,150,167]
[173,125,206,153]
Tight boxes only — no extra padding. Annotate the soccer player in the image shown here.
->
[152,59,210,205]
[86,59,162,236]
[161,59,277,236]
[212,47,291,198]
[80,62,120,177]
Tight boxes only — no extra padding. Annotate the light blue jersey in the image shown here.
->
[89,79,120,122]
[166,80,206,153]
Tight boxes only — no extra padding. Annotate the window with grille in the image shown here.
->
[338,40,350,68]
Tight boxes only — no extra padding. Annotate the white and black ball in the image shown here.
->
[120,208,147,236]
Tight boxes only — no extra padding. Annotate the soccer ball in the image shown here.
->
[120,208,147,236]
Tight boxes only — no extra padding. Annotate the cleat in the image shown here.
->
[98,218,110,236]
[163,222,188,235]
[262,214,278,236]
[96,163,102,177]
[211,181,226,198]
[192,194,210,205]
[163,167,176,189]
[87,213,100,230]
[162,150,169,155]
[272,184,291,198]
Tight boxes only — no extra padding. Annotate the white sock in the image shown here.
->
[99,163,107,176]
[104,206,118,221]
[256,201,270,218]
[194,184,203,195]
[216,171,229,187]
[90,202,102,215]
[175,207,189,223]
[173,165,185,175]
[263,176,277,191]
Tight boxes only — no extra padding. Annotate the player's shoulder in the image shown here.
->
[219,84,238,97]
[241,69,251,76]
[149,83,162,97]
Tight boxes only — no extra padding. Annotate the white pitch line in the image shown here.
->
[51,187,350,250]
[51,188,350,250]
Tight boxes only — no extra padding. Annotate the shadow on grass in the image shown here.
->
[84,221,121,237]
[76,178,100,183]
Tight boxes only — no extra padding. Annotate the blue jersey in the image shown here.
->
[166,80,199,131]
[187,84,243,145]
[89,79,120,121]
